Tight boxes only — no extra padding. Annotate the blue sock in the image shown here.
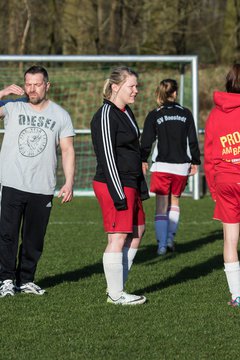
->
[154,214,168,248]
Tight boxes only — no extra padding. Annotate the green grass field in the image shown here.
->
[1,196,239,360]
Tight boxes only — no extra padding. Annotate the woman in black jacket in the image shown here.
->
[141,79,200,255]
[91,66,149,305]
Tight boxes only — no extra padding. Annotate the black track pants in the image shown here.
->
[0,186,53,284]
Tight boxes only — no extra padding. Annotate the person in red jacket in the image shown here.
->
[91,66,149,305]
[204,63,240,307]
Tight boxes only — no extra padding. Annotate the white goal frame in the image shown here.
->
[0,55,200,199]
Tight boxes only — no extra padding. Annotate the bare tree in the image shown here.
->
[20,0,31,55]
[96,0,120,54]
[172,0,189,55]
[0,0,235,64]
[121,0,144,54]
[234,0,240,58]
[187,0,227,63]
[8,0,23,54]
[62,0,97,54]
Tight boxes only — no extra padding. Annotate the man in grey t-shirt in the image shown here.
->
[0,65,75,297]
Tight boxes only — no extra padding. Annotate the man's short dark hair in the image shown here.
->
[24,65,49,83]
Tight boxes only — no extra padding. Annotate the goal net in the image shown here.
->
[0,55,199,199]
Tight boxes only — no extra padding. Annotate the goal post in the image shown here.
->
[0,55,200,199]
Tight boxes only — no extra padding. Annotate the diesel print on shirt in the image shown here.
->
[0,101,75,195]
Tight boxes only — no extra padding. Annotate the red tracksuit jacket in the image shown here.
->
[204,91,240,200]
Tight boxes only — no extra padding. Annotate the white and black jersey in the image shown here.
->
[140,102,201,166]
[91,99,149,210]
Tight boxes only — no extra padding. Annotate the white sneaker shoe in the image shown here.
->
[18,282,45,295]
[0,280,15,297]
[157,246,167,255]
[107,291,146,305]
[167,238,175,252]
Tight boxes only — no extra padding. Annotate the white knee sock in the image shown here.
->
[103,252,123,300]
[224,262,240,300]
[122,247,138,286]
[167,205,180,242]
[155,214,168,248]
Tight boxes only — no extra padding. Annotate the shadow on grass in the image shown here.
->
[38,262,103,289]
[136,253,223,295]
[136,229,223,265]
[176,229,223,254]
[39,230,223,290]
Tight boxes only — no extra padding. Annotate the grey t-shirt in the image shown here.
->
[0,100,75,195]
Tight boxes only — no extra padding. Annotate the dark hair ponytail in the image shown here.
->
[156,79,178,106]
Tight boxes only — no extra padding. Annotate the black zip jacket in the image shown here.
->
[91,99,149,210]
[141,102,201,165]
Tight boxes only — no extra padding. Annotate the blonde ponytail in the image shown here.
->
[103,79,112,99]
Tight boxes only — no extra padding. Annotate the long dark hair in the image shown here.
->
[225,64,240,93]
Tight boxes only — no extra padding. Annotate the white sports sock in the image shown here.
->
[122,247,138,286]
[103,252,123,300]
[167,205,180,242]
[224,261,240,300]
[155,214,168,248]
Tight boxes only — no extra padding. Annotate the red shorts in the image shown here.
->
[93,181,145,233]
[214,183,240,223]
[150,172,188,196]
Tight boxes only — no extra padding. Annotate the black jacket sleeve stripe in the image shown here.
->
[101,104,125,200]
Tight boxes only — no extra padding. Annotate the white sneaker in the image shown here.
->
[0,280,15,297]
[157,246,167,255]
[18,282,45,295]
[107,291,146,305]
[167,238,175,252]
